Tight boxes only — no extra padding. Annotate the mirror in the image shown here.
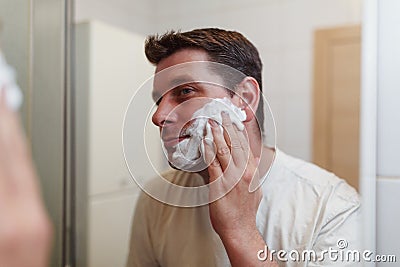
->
[73,1,364,267]
[6,1,400,266]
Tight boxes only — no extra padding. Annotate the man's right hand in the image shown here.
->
[0,89,53,267]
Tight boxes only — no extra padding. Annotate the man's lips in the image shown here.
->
[162,135,190,148]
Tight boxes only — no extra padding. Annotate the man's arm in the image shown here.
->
[0,90,53,267]
[203,112,278,266]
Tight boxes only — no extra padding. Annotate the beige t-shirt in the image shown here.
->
[126,149,361,266]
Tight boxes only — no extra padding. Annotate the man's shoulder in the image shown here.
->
[258,150,361,250]
[270,149,359,204]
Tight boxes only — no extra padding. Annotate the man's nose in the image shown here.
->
[152,97,176,127]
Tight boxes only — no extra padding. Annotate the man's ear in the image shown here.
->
[234,77,260,122]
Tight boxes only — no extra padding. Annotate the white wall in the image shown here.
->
[376,0,400,263]
[75,0,155,35]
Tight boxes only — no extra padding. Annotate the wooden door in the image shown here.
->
[313,26,361,191]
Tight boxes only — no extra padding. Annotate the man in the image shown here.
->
[126,28,360,266]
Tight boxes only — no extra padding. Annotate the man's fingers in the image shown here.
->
[234,124,253,166]
[221,111,245,165]
[203,138,223,183]
[209,119,231,170]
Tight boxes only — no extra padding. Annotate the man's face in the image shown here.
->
[151,49,234,162]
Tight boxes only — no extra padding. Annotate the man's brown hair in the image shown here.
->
[145,28,264,133]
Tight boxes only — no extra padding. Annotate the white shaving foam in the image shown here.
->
[171,97,246,170]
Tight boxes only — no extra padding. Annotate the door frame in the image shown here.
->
[312,24,361,190]
[30,0,75,266]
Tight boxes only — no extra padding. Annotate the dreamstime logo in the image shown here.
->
[337,238,348,249]
[257,239,397,263]
[122,61,277,207]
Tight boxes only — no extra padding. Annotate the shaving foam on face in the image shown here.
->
[171,97,246,170]
[0,51,23,110]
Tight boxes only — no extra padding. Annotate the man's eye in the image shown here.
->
[179,87,194,96]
